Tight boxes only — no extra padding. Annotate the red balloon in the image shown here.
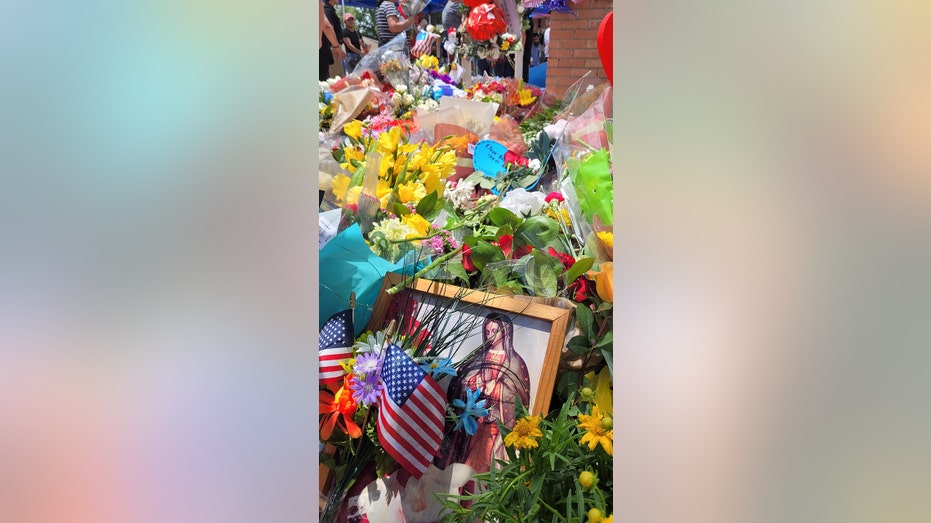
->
[466,4,507,42]
[597,12,613,85]
[462,0,489,8]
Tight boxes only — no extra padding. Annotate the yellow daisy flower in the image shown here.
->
[578,405,613,456]
[401,213,431,237]
[596,231,614,250]
[504,415,543,449]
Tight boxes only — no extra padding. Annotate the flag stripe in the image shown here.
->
[381,393,441,458]
[375,344,447,479]
[319,309,353,384]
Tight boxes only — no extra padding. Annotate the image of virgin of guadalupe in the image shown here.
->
[435,312,531,475]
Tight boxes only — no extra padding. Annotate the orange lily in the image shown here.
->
[320,374,362,440]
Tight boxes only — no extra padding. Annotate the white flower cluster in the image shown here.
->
[416,98,440,112]
[528,158,542,171]
[445,179,476,210]
[499,188,547,217]
[371,217,415,241]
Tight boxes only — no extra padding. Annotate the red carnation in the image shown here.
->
[545,192,565,203]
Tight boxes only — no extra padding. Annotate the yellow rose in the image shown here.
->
[593,262,613,302]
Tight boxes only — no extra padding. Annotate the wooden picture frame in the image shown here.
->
[368,272,571,417]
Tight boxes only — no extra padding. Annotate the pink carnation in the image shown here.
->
[545,192,565,203]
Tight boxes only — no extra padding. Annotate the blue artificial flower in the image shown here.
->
[452,387,489,436]
[420,357,457,379]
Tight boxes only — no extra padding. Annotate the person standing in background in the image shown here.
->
[543,23,550,63]
[341,12,368,72]
[376,0,417,47]
[319,0,346,81]
[322,0,344,78]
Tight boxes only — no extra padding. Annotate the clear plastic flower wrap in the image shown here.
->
[351,34,411,91]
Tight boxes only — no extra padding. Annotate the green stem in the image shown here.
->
[386,245,464,295]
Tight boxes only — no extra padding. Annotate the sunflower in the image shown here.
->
[504,415,543,449]
[578,405,614,455]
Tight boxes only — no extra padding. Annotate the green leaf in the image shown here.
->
[594,330,613,350]
[566,334,591,355]
[488,207,523,229]
[565,257,595,285]
[415,190,438,217]
[392,201,410,217]
[467,239,504,272]
[516,215,559,250]
[575,302,595,339]
[601,349,614,380]
[524,249,560,297]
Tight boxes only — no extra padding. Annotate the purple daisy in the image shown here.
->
[351,371,384,406]
[353,352,382,376]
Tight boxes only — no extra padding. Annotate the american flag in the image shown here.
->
[411,30,439,58]
[377,343,446,479]
[319,309,354,385]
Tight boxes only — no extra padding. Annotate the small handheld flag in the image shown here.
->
[376,344,446,478]
[319,309,354,385]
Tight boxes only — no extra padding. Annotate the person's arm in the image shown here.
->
[342,35,364,55]
[387,12,416,34]
[320,3,346,60]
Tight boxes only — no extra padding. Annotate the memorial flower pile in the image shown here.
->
[318,52,615,520]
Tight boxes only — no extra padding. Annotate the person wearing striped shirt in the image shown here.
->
[376,0,417,47]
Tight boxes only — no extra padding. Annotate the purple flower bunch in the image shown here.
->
[350,352,384,406]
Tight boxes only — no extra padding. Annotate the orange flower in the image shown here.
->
[320,374,362,440]
[592,262,613,302]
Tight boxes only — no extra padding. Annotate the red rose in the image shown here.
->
[567,276,595,302]
[548,247,576,272]
[514,244,533,259]
[545,192,565,203]
[462,244,477,272]
[503,151,528,167]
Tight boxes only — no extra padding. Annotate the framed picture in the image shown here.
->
[367,273,571,418]
[328,273,573,523]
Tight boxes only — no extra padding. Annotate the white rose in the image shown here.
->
[391,92,402,105]
[426,24,436,33]
[395,84,408,94]
[517,5,524,13]
[499,188,547,217]
[402,93,414,105]
[544,119,568,140]
[528,158,541,171]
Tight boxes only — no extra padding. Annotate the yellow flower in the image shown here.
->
[545,207,572,227]
[596,231,614,251]
[345,186,362,206]
[604,516,613,523]
[343,120,363,142]
[376,180,393,209]
[578,405,613,456]
[501,41,510,51]
[379,154,396,180]
[592,261,613,302]
[376,126,401,155]
[340,146,366,172]
[330,174,352,203]
[518,88,537,106]
[504,415,543,449]
[401,214,431,237]
[397,181,426,203]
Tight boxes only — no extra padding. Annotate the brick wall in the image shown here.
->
[545,0,613,96]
